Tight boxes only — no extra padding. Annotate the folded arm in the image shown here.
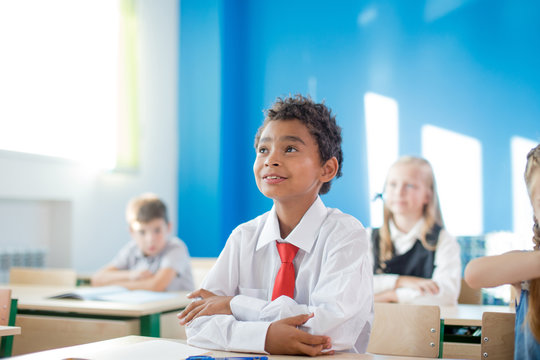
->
[91,265,175,291]
[185,229,373,352]
[465,250,540,289]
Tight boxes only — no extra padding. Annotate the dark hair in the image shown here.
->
[254,94,343,194]
[126,193,169,224]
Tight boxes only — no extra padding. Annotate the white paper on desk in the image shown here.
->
[97,289,178,303]
[92,339,208,360]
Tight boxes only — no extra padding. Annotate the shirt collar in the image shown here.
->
[256,196,328,253]
[389,217,425,243]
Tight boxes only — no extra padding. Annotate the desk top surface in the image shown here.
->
[440,304,515,326]
[0,325,20,336]
[9,335,448,360]
[0,284,191,317]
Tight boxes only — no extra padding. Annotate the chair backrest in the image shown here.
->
[9,267,77,286]
[367,303,441,358]
[458,278,483,304]
[0,289,11,326]
[481,312,515,360]
[190,258,217,289]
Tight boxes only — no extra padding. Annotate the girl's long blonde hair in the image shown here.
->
[378,156,444,265]
[525,144,540,342]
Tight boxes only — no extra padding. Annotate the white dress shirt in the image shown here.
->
[368,219,461,305]
[186,197,373,354]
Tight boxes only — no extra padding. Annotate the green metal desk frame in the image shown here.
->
[0,298,18,358]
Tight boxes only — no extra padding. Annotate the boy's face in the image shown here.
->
[129,218,171,257]
[253,119,334,205]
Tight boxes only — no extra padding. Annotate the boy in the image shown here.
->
[91,193,194,291]
[178,95,373,355]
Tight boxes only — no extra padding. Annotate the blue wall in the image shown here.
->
[178,0,540,257]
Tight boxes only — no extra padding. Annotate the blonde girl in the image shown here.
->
[369,156,461,305]
[465,144,540,358]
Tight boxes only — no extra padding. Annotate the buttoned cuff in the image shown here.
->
[229,320,272,353]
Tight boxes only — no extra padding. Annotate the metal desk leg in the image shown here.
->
[439,319,445,358]
[0,299,17,358]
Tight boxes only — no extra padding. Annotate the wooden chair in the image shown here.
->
[190,258,217,289]
[481,312,515,360]
[9,267,77,286]
[0,289,19,357]
[367,303,441,358]
[458,278,483,304]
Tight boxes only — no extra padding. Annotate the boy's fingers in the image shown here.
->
[178,299,204,320]
[296,331,330,346]
[282,313,314,326]
[187,288,203,299]
[180,304,205,324]
[187,288,215,299]
[178,298,203,318]
[296,343,325,357]
[198,289,216,298]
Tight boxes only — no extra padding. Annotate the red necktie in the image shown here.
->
[271,242,299,300]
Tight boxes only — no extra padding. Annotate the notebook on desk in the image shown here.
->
[49,285,178,304]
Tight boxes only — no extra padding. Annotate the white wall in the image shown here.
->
[0,0,179,273]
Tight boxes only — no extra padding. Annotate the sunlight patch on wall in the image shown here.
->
[511,136,537,247]
[422,125,483,235]
[364,92,399,227]
[0,0,120,170]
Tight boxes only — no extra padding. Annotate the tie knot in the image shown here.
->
[276,242,299,263]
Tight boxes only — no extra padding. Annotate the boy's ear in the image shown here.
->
[320,157,339,182]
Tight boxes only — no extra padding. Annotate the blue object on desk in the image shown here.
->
[186,357,268,360]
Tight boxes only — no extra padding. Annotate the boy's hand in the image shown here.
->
[264,313,333,356]
[129,269,153,281]
[396,276,439,295]
[177,289,233,325]
[374,289,398,303]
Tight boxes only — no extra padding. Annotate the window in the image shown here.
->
[364,92,399,227]
[0,0,137,170]
[422,125,483,235]
[511,136,537,246]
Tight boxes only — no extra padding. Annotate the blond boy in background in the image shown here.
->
[92,193,194,291]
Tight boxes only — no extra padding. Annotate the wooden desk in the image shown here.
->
[439,304,515,359]
[9,335,449,360]
[0,284,190,355]
[440,304,514,326]
[0,326,20,337]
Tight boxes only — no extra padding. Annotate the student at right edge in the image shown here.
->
[466,144,540,359]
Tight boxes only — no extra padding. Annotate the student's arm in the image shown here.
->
[91,265,176,291]
[183,233,331,355]
[394,230,461,305]
[187,225,372,352]
[91,265,152,286]
[109,267,176,291]
[465,250,540,289]
[238,230,372,351]
[367,227,403,295]
[158,240,195,291]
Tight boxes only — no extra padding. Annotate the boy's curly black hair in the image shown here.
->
[254,94,343,195]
